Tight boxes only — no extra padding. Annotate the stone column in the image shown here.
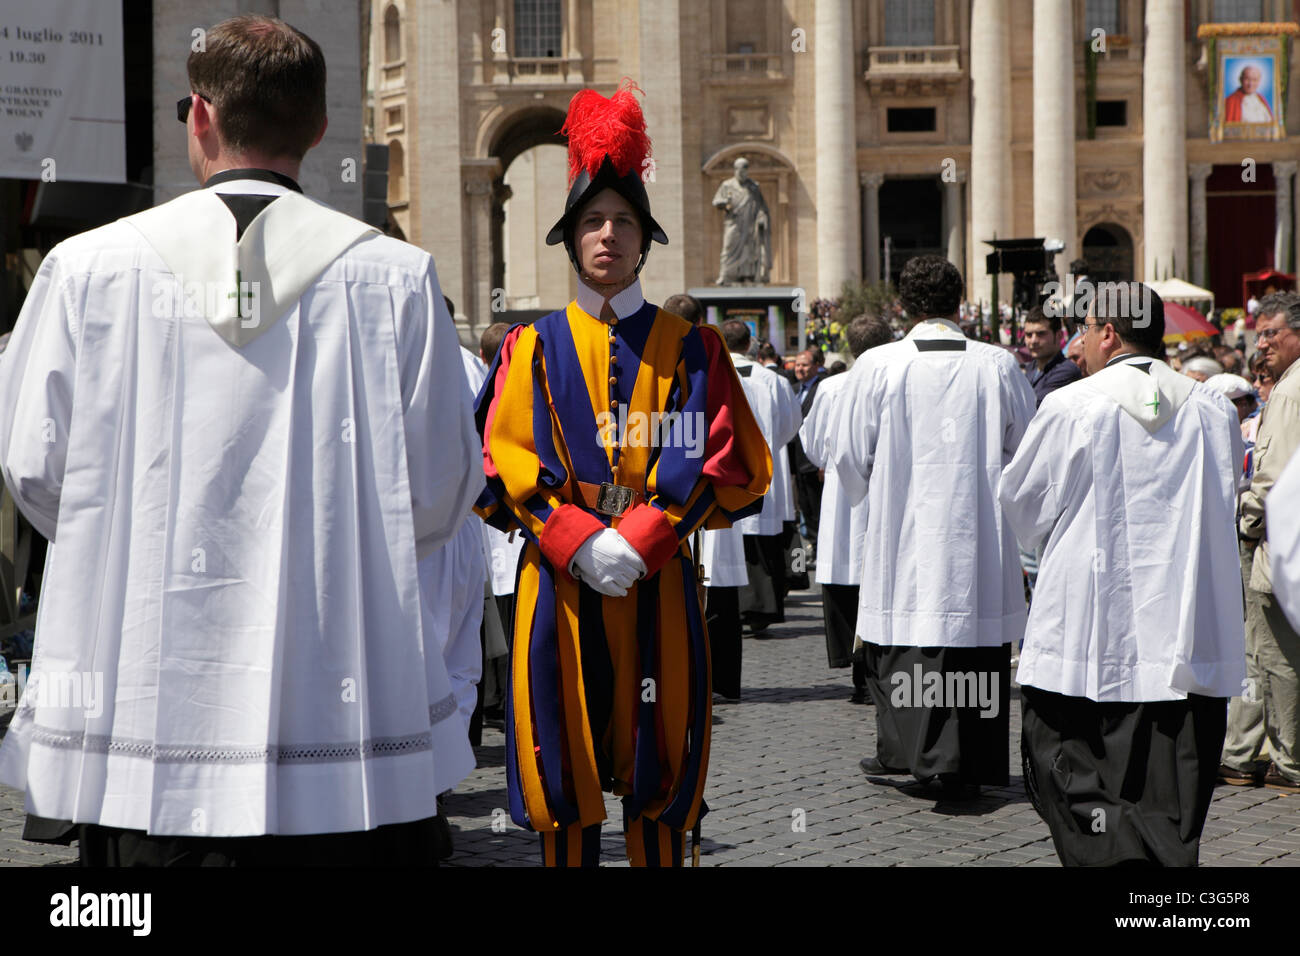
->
[1142,0,1188,280]
[943,170,966,275]
[1188,163,1212,289]
[462,159,501,342]
[566,0,582,79]
[970,0,1012,304]
[412,0,465,318]
[1032,0,1077,271]
[1275,161,1296,273]
[814,0,861,298]
[637,0,686,304]
[861,171,883,283]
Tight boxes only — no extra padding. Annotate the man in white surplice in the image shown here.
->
[1002,285,1244,866]
[799,314,893,704]
[723,320,802,635]
[827,256,1035,795]
[0,15,482,865]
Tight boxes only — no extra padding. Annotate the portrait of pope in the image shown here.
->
[1223,60,1274,124]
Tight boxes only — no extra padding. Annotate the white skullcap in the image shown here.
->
[1182,355,1224,378]
[1203,373,1255,401]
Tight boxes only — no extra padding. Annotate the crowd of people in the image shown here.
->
[1,14,1299,871]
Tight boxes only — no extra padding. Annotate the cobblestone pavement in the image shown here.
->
[4,587,1300,867]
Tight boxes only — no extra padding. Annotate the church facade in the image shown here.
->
[370,0,1300,346]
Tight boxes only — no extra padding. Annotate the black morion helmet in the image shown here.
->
[545,81,668,276]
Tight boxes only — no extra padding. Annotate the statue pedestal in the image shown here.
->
[686,285,807,355]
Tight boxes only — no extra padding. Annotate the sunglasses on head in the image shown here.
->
[176,92,211,123]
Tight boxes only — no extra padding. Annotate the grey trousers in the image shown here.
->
[1256,588,1300,782]
[1222,541,1267,771]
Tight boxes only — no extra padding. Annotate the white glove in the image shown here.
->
[571,528,647,597]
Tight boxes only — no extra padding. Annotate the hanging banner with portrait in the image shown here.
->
[1200,23,1297,144]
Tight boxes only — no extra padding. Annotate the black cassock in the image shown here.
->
[1021,686,1226,867]
[865,643,1011,787]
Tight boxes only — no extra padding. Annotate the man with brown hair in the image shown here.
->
[0,15,482,865]
[1021,306,1081,406]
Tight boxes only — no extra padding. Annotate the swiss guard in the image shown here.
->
[474,81,772,867]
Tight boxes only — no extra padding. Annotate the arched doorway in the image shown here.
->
[459,105,569,333]
[1081,223,1134,283]
[501,144,571,312]
[487,106,568,307]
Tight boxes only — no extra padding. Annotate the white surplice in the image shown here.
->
[415,346,490,737]
[799,373,867,586]
[1000,356,1246,702]
[417,517,485,739]
[732,354,802,537]
[1270,448,1300,632]
[828,319,1037,647]
[0,180,483,836]
[699,354,799,587]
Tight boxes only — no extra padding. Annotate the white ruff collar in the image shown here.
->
[574,278,645,321]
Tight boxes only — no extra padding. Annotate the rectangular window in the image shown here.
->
[514,0,562,58]
[1084,0,1121,36]
[1095,100,1127,127]
[886,107,937,133]
[726,0,768,54]
[1211,0,1265,21]
[884,0,935,46]
[385,106,403,130]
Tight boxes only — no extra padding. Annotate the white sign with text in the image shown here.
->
[0,0,125,182]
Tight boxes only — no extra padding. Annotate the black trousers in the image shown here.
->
[705,585,742,699]
[741,533,786,628]
[795,471,823,545]
[865,642,1011,787]
[76,815,444,867]
[821,583,859,669]
[1021,686,1226,867]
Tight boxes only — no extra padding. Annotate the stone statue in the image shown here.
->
[713,157,771,285]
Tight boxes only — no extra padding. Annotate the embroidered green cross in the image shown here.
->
[227,269,256,318]
[1145,390,1160,415]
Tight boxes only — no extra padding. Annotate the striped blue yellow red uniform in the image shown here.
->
[474,298,771,866]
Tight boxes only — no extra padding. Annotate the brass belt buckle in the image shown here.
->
[596,482,635,517]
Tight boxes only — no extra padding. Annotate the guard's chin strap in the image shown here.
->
[563,240,652,277]
[633,245,650,276]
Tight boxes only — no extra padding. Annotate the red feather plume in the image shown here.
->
[560,80,652,185]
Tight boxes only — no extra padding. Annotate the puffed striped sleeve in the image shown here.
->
[474,324,605,579]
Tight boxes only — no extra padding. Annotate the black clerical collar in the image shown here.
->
[204,168,303,193]
[1105,352,1153,373]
